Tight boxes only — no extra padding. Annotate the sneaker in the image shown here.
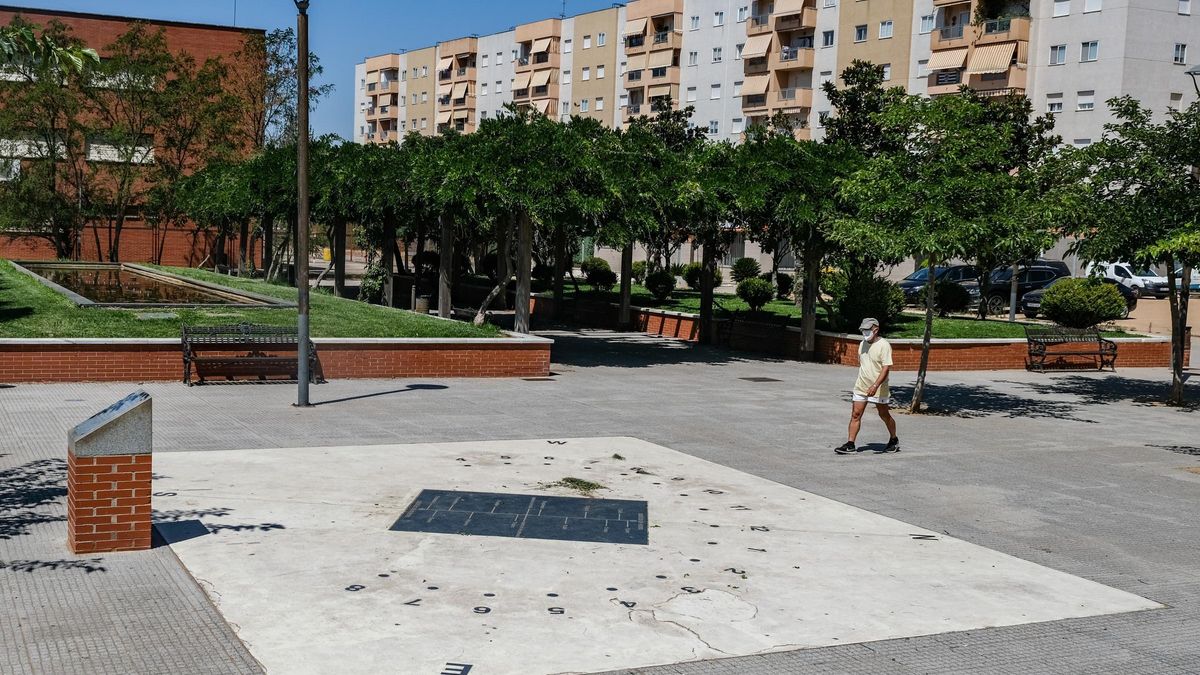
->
[879,437,900,453]
[834,442,856,455]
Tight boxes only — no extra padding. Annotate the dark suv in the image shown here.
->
[984,263,1071,315]
[898,264,980,305]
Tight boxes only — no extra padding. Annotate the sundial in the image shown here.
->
[152,437,1160,674]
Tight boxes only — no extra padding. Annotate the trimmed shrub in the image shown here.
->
[828,272,905,330]
[631,260,648,284]
[774,272,794,299]
[579,256,610,278]
[731,257,762,283]
[582,257,613,288]
[1041,278,1127,328]
[737,277,775,312]
[588,267,617,292]
[359,260,386,305]
[645,270,676,301]
[669,263,686,278]
[682,262,704,290]
[916,281,972,317]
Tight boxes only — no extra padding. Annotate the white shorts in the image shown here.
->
[852,392,892,405]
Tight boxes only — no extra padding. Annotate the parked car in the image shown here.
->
[1021,277,1136,320]
[1173,267,1200,293]
[990,259,1071,279]
[897,264,980,305]
[1087,262,1170,299]
[984,264,1071,315]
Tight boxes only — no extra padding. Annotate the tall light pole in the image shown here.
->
[294,0,312,406]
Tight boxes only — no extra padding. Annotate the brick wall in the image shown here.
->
[0,337,551,383]
[2,224,229,266]
[67,452,152,553]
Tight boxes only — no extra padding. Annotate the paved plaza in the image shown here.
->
[3,330,1200,674]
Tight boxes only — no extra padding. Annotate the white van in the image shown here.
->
[1088,262,1169,299]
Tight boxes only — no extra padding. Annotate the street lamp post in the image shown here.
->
[294,0,311,407]
[1188,64,1200,95]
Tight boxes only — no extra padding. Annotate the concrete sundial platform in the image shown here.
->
[151,437,1160,675]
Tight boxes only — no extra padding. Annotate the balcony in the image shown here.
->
[748,14,772,36]
[649,30,681,51]
[771,45,814,70]
[625,34,647,53]
[367,82,377,92]
[966,65,1027,96]
[744,57,769,75]
[743,93,769,113]
[438,69,452,81]
[773,87,813,111]
[517,51,559,72]
[452,66,477,82]
[975,16,1030,46]
[379,81,392,91]
[627,69,644,83]
[930,23,976,51]
[775,7,817,32]
[927,69,963,96]
[933,0,970,6]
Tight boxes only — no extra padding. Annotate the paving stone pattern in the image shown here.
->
[2,330,1199,674]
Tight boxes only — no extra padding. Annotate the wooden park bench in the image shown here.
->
[1024,325,1117,372]
[181,323,322,386]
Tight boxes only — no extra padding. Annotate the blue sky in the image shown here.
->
[7,0,619,138]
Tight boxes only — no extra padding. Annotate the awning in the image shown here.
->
[626,53,648,71]
[742,74,770,96]
[648,49,675,68]
[624,17,648,36]
[437,56,453,71]
[531,69,552,87]
[537,99,553,114]
[453,109,469,121]
[531,37,552,54]
[774,0,806,16]
[513,71,531,90]
[437,83,452,96]
[927,47,968,71]
[648,84,672,98]
[966,42,1016,75]
[741,33,773,59]
[451,82,468,98]
[437,110,452,124]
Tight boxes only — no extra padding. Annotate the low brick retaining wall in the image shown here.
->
[533,295,1185,371]
[0,334,552,383]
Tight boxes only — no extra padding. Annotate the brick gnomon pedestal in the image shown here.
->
[67,391,153,554]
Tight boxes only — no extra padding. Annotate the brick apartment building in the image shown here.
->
[0,5,263,265]
[355,0,1199,278]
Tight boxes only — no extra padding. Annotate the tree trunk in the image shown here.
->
[699,242,716,345]
[261,213,275,272]
[799,249,820,360]
[552,225,567,319]
[976,263,992,319]
[381,227,395,307]
[496,218,511,310]
[109,211,128,263]
[238,218,250,276]
[514,209,534,334]
[1165,255,1188,406]
[619,243,634,330]
[909,261,937,414]
[438,214,453,318]
[474,276,512,326]
[1008,261,1019,322]
[333,217,347,297]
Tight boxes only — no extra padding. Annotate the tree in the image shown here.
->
[0,20,98,72]
[821,60,906,159]
[227,28,333,149]
[839,92,1029,413]
[1066,96,1200,405]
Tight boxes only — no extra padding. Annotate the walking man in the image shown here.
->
[836,318,899,455]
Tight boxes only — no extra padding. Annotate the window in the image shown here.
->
[619,93,628,108]
[1182,0,1192,14]
[1073,139,1091,147]
[714,11,725,27]
[411,93,417,104]
[597,65,606,79]
[497,52,503,63]
[481,82,488,95]
[480,110,488,120]
[1081,41,1098,62]
[819,70,833,85]
[582,66,591,81]
[736,43,745,59]
[1046,93,1063,113]
[1169,92,1184,110]
[713,47,723,62]
[481,54,488,67]
[711,83,722,99]
[689,51,699,66]
[1053,0,1069,16]
[580,99,590,112]
[917,59,928,77]
[708,120,719,135]
[620,61,627,76]
[598,32,607,46]
[818,111,830,126]
[822,30,835,47]
[496,80,502,93]
[732,118,744,134]
[596,97,605,111]
[733,80,743,96]
[562,69,572,85]
[584,35,592,49]
[686,86,698,102]
[824,0,835,7]
[1077,90,1095,111]
[421,118,428,129]
[1049,44,1067,65]
[421,66,428,77]
[881,63,891,80]
[854,25,867,42]
[737,6,749,22]
[879,20,893,39]
[421,91,428,102]
[563,39,573,54]
[690,15,700,30]
[512,49,518,61]
[1175,43,1188,65]
[920,15,935,34]
[1084,0,1101,11]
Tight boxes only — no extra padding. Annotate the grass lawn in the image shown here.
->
[0,260,501,339]
[555,284,1134,339]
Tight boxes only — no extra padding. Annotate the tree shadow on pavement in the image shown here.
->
[996,375,1199,412]
[0,558,107,574]
[890,384,1090,421]
[545,330,780,369]
[152,506,285,548]
[0,459,67,539]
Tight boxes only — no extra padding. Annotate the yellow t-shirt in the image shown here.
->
[855,338,893,398]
